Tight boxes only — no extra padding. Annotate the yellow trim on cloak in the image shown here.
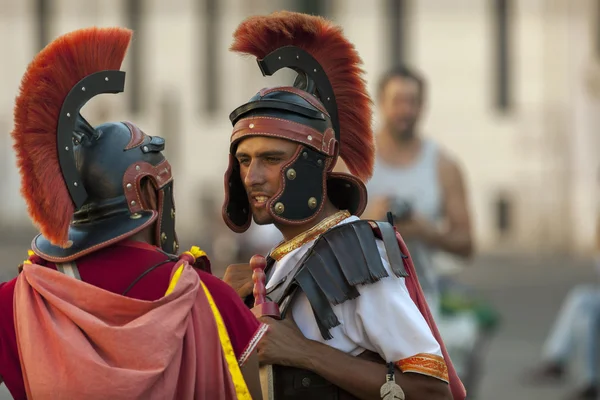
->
[187,246,207,260]
[21,249,35,266]
[164,265,184,296]
[165,265,251,400]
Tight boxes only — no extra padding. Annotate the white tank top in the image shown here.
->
[366,138,442,301]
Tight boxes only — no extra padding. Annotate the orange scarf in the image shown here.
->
[14,262,245,400]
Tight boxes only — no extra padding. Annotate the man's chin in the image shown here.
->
[252,211,274,226]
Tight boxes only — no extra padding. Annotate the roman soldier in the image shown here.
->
[222,11,466,400]
[0,27,265,400]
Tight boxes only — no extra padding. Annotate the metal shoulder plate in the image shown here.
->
[266,220,409,340]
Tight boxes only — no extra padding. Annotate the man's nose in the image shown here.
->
[244,160,265,188]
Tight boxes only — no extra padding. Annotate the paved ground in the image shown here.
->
[0,235,595,399]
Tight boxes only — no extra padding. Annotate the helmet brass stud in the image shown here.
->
[308,197,318,209]
[286,168,297,180]
[274,202,285,215]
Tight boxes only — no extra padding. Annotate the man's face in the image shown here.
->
[379,77,423,141]
[235,136,299,225]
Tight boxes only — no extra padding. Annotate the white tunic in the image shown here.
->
[266,215,448,381]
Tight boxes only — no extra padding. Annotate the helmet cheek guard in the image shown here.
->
[267,146,328,225]
[122,157,178,254]
[222,154,252,233]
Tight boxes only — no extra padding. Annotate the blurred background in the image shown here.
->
[1,0,600,399]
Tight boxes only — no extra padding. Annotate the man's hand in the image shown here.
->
[223,263,253,298]
[257,313,312,368]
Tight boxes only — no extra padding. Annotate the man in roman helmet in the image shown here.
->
[0,27,265,400]
[222,11,466,400]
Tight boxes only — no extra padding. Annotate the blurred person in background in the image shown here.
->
[524,185,600,400]
[0,27,264,400]
[363,65,473,309]
[362,65,499,398]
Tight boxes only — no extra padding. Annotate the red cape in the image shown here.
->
[393,230,466,400]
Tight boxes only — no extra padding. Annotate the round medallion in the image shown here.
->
[274,202,285,215]
[130,213,142,220]
[286,168,297,180]
[161,232,167,244]
[173,241,179,252]
[308,197,318,209]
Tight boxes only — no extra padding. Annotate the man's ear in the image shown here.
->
[332,159,350,174]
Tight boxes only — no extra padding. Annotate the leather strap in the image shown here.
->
[56,261,82,281]
[373,221,408,278]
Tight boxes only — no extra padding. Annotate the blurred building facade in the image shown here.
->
[0,0,598,255]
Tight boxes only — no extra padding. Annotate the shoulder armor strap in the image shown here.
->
[270,220,410,340]
[370,221,409,278]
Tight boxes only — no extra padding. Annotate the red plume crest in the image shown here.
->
[11,27,132,246]
[230,11,374,181]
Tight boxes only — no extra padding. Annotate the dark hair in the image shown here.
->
[377,65,427,101]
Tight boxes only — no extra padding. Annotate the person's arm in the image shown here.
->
[258,314,450,400]
[240,350,263,400]
[257,246,452,400]
[305,343,450,400]
[429,153,473,258]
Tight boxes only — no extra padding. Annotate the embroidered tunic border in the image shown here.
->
[396,353,449,382]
